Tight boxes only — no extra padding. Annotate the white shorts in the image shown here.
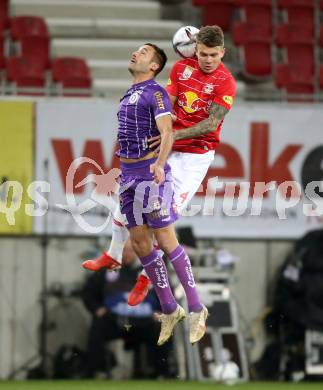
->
[167,151,215,213]
[113,150,214,224]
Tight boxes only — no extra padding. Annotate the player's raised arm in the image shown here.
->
[174,102,228,141]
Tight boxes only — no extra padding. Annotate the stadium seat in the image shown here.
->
[0,34,4,70]
[192,0,235,32]
[20,36,50,68]
[0,16,6,34]
[232,22,272,78]
[232,22,272,46]
[234,0,272,29]
[320,25,323,47]
[0,0,9,27]
[6,56,46,95]
[0,17,6,72]
[10,16,50,68]
[276,23,314,45]
[52,57,92,96]
[277,0,315,27]
[275,24,314,74]
[275,63,314,97]
[10,16,49,40]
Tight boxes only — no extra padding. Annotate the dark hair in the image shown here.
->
[196,25,224,47]
[145,43,167,76]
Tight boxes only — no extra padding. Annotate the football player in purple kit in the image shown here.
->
[113,43,208,346]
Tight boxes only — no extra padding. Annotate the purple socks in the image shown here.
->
[169,245,203,313]
[140,249,177,314]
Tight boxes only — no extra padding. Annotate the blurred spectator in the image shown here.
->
[81,240,174,379]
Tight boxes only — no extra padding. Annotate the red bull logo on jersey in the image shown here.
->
[203,83,214,94]
[178,91,204,114]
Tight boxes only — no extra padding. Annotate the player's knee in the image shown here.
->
[130,236,151,257]
[155,226,179,254]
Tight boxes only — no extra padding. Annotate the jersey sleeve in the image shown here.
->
[212,75,236,111]
[150,85,172,119]
[165,62,179,97]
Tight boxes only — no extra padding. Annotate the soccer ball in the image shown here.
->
[172,25,199,58]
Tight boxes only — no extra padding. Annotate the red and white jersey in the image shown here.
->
[166,57,236,154]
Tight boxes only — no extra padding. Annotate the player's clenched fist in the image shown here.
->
[150,162,165,184]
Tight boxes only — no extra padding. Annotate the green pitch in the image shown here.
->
[0,381,323,390]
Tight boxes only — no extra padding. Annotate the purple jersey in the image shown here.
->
[117,79,172,159]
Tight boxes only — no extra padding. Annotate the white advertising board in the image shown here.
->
[34,100,323,238]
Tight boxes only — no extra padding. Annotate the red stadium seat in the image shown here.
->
[52,57,92,96]
[277,0,315,27]
[10,16,50,68]
[20,36,50,68]
[235,0,272,28]
[232,22,272,45]
[276,23,314,45]
[232,22,272,78]
[192,1,235,32]
[0,17,6,34]
[0,0,9,28]
[275,63,314,97]
[10,16,49,40]
[0,34,4,69]
[285,45,314,74]
[240,43,272,78]
[278,0,315,6]
[275,24,314,74]
[0,17,5,72]
[6,56,46,95]
[320,25,323,47]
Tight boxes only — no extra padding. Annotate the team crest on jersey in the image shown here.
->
[129,91,142,104]
[180,66,194,80]
[203,83,214,94]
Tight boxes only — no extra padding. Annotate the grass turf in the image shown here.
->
[0,381,323,390]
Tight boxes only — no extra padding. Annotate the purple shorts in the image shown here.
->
[119,157,178,229]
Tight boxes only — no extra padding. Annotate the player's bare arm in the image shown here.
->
[150,114,174,183]
[174,103,228,141]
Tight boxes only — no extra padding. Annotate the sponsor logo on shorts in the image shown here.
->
[149,208,170,220]
[152,200,161,210]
